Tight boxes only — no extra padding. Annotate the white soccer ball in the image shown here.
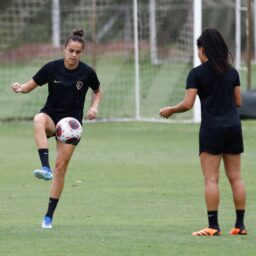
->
[55,117,82,144]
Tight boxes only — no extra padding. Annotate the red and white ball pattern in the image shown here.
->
[56,117,82,144]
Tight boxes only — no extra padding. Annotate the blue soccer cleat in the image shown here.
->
[42,216,53,229]
[33,166,53,181]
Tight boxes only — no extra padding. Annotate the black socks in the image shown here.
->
[207,210,220,230]
[235,209,245,229]
[45,197,59,218]
[38,148,50,168]
[207,209,246,230]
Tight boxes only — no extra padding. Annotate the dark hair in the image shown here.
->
[64,28,85,49]
[197,28,232,74]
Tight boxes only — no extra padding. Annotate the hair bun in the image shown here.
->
[72,28,84,38]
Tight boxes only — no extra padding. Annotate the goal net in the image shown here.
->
[0,0,250,122]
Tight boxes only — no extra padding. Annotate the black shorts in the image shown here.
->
[39,109,83,145]
[199,126,244,155]
[40,109,83,126]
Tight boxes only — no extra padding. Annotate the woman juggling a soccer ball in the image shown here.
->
[159,28,247,236]
[11,28,102,229]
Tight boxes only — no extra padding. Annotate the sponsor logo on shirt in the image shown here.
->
[76,81,83,90]
[54,80,62,84]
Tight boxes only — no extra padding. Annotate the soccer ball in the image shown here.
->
[55,117,82,144]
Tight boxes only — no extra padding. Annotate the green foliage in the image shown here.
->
[0,121,255,256]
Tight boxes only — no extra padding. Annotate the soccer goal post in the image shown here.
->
[193,0,202,123]
[51,0,61,48]
[1,0,233,123]
[148,0,202,123]
[133,0,141,120]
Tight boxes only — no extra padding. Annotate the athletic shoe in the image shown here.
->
[42,216,53,229]
[192,227,222,236]
[229,227,247,235]
[33,166,53,181]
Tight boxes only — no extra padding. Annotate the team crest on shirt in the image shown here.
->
[76,81,83,90]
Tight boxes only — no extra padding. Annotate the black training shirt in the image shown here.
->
[186,61,241,129]
[33,59,100,117]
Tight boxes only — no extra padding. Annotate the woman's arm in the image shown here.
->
[159,88,198,119]
[234,86,242,107]
[86,89,102,120]
[11,79,38,94]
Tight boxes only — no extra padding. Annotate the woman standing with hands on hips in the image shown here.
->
[11,28,102,229]
[159,28,247,236]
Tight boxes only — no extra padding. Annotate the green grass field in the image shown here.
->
[0,121,256,256]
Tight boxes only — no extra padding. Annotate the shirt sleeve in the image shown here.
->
[32,63,49,86]
[233,68,241,87]
[87,69,100,91]
[186,68,199,89]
